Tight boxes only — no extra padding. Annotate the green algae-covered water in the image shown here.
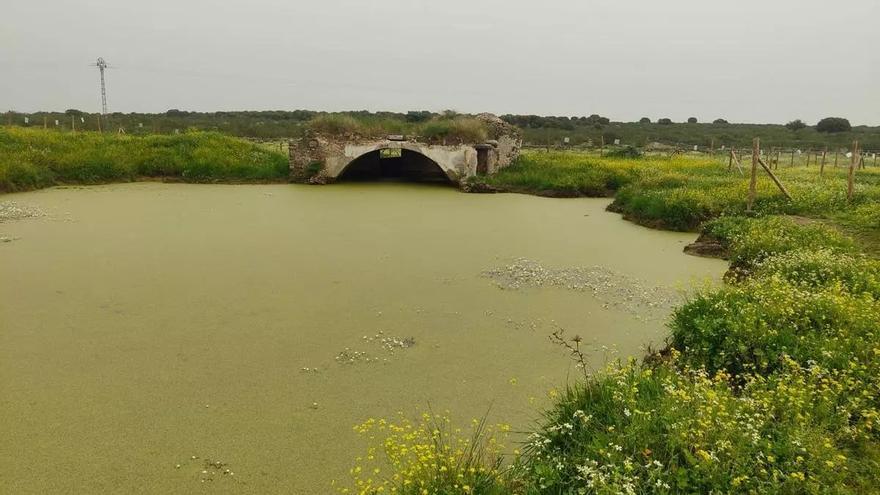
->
[0,183,724,494]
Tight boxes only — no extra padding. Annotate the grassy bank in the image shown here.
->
[477,151,880,249]
[0,127,288,193]
[345,154,880,493]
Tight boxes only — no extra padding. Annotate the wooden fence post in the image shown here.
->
[834,149,839,167]
[757,156,793,200]
[748,137,759,212]
[600,135,605,157]
[790,149,795,167]
[847,141,858,202]
[730,150,744,175]
[820,147,827,175]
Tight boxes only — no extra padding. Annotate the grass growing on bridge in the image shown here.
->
[307,113,489,144]
[0,127,288,193]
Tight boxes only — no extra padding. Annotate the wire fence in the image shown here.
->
[521,143,879,167]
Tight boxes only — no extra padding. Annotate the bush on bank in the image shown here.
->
[0,127,288,193]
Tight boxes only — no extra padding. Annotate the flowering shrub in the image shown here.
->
[340,413,512,495]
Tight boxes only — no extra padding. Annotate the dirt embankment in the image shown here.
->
[683,232,728,259]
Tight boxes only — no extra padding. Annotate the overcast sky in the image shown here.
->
[2,0,878,124]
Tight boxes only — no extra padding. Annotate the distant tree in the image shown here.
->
[816,117,851,133]
[64,108,83,116]
[166,109,190,117]
[405,110,432,123]
[713,118,729,124]
[585,114,610,126]
[639,117,651,124]
[687,117,698,124]
[785,119,807,131]
[658,118,673,125]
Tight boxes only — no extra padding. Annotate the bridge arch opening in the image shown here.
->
[337,149,452,183]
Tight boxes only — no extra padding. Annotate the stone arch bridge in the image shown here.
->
[288,114,521,185]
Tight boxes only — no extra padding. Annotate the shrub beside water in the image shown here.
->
[340,413,512,495]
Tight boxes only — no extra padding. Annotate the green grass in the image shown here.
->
[0,127,288,193]
[521,352,880,493]
[702,216,857,271]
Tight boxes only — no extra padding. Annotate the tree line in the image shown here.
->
[4,109,876,150]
